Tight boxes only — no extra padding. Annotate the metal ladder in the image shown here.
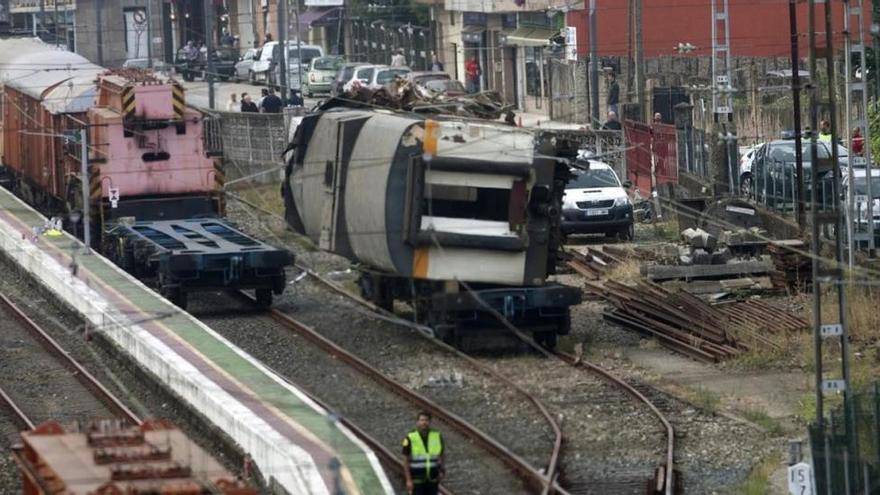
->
[843,0,876,261]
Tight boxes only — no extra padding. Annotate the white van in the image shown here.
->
[251,41,323,89]
[562,161,634,240]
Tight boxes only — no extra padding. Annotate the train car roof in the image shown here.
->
[0,37,103,113]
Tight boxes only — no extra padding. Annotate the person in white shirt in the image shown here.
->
[226,93,238,112]
[390,49,406,67]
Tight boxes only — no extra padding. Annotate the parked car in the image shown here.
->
[122,58,170,71]
[331,62,369,97]
[843,167,880,246]
[234,48,258,82]
[251,41,323,89]
[370,66,411,89]
[341,64,378,92]
[751,139,849,208]
[406,71,466,96]
[738,143,762,197]
[562,161,634,240]
[303,56,344,97]
[174,47,237,82]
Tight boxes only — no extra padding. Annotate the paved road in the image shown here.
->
[182,80,322,111]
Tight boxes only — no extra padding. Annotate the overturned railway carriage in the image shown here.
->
[283,109,581,345]
[0,39,291,307]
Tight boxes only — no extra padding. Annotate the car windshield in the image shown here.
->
[288,47,322,65]
[376,69,410,84]
[425,80,465,93]
[853,177,880,197]
[568,168,620,188]
[768,142,849,164]
[314,57,342,70]
[340,66,359,81]
[356,67,374,80]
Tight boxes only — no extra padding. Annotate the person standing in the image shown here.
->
[402,412,445,495]
[602,111,622,131]
[391,49,407,67]
[226,93,238,112]
[606,71,620,115]
[430,52,443,72]
[261,88,283,113]
[465,56,481,94]
[852,127,865,156]
[240,93,258,112]
[818,120,832,142]
[257,88,269,112]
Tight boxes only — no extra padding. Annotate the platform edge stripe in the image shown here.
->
[0,187,391,493]
[0,196,330,495]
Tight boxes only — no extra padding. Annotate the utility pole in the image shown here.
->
[39,0,45,41]
[277,0,289,105]
[789,0,805,230]
[293,0,304,95]
[634,0,645,121]
[710,0,736,195]
[625,0,635,104]
[53,0,59,48]
[147,0,154,69]
[589,0,599,128]
[809,0,857,492]
[80,128,91,254]
[205,0,216,109]
[95,0,104,66]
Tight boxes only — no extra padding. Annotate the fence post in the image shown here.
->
[874,382,880,480]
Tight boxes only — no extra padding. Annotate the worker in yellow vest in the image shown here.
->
[818,120,832,142]
[402,411,445,495]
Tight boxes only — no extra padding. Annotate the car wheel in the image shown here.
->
[618,223,635,242]
[740,173,753,199]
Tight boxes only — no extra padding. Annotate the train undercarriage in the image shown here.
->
[357,272,581,349]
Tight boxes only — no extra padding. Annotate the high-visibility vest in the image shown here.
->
[407,430,443,483]
[819,132,832,142]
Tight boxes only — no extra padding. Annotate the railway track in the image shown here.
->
[302,265,676,495]
[194,290,564,494]
[0,290,141,434]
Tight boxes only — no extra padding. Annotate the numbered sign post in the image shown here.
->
[788,462,814,495]
[109,188,120,209]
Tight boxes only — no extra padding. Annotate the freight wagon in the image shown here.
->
[0,38,291,308]
[283,108,582,347]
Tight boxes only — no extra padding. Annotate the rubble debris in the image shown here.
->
[666,277,775,296]
[567,247,625,280]
[585,280,789,362]
[323,78,516,121]
[642,259,772,281]
[767,240,811,291]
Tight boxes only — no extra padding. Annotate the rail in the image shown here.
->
[0,292,142,426]
[0,384,35,431]
[234,291,560,494]
[566,257,676,495]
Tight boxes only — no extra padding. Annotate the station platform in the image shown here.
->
[0,187,393,495]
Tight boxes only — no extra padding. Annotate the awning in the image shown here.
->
[504,27,557,47]
[296,8,342,31]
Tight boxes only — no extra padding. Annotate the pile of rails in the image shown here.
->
[329,79,515,121]
[586,280,800,362]
[567,247,626,279]
[767,240,811,291]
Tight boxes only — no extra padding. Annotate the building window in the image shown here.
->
[525,46,547,98]
[449,12,455,26]
[501,14,517,30]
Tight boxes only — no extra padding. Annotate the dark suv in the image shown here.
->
[750,139,849,208]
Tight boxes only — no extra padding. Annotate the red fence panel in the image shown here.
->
[624,120,679,196]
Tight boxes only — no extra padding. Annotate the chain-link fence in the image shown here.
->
[549,59,589,126]
[810,383,880,495]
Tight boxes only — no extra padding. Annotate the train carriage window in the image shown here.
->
[424,184,509,222]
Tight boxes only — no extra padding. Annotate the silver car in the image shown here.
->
[234,48,258,83]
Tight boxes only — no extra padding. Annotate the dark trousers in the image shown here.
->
[412,481,439,495]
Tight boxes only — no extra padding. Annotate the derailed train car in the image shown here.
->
[0,38,291,308]
[283,108,582,346]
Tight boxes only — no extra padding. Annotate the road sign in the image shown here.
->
[851,156,867,166]
[788,462,814,495]
[109,188,120,209]
[715,106,732,114]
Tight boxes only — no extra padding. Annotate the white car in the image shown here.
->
[843,167,880,246]
[342,65,411,92]
[250,41,323,89]
[739,143,762,196]
[234,48,258,82]
[561,161,634,240]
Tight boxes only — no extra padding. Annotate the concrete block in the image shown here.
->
[692,248,711,265]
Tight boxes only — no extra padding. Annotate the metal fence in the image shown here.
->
[203,111,288,186]
[810,383,880,494]
[624,120,679,196]
[549,59,589,125]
